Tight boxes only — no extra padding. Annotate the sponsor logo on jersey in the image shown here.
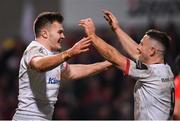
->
[161,78,170,82]
[48,77,60,84]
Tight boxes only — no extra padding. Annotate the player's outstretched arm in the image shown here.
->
[103,10,139,59]
[79,18,128,72]
[61,61,112,81]
[91,34,127,71]
[30,37,91,72]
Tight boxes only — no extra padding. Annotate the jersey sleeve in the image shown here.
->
[175,76,180,99]
[24,46,47,66]
[127,59,151,79]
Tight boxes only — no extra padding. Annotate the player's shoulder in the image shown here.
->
[24,41,48,55]
[27,41,42,49]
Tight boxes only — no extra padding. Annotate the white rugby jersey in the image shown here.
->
[13,41,67,120]
[126,59,174,120]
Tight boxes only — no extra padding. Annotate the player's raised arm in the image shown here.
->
[30,37,91,72]
[79,18,128,72]
[103,10,139,59]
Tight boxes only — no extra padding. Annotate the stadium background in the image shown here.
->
[0,0,179,119]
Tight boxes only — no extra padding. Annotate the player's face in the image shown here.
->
[47,21,65,51]
[137,35,152,63]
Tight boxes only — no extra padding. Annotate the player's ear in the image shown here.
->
[149,47,156,56]
[41,29,48,39]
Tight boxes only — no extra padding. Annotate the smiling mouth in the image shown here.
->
[58,39,61,43]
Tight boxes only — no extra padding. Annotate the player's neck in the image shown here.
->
[147,57,165,64]
[36,37,51,51]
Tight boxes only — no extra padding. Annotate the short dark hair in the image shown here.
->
[33,12,64,37]
[145,29,171,58]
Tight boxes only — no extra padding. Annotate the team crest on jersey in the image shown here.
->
[38,47,48,55]
[39,47,45,54]
[136,60,148,70]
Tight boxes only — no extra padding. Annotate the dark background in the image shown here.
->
[0,0,179,119]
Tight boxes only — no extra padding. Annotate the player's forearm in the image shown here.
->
[30,49,72,72]
[91,35,127,71]
[173,100,180,119]
[68,61,112,80]
[114,27,138,59]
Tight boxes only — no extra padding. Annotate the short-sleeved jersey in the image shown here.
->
[126,59,174,120]
[13,41,68,120]
[175,75,180,99]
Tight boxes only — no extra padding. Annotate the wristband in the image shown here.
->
[63,51,71,60]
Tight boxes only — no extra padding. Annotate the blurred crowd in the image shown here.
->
[0,22,179,119]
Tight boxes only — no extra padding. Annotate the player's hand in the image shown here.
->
[102,9,119,31]
[68,37,91,56]
[79,18,96,37]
